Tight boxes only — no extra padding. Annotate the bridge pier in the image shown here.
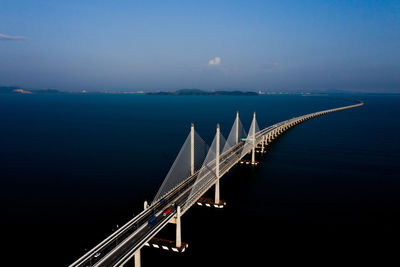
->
[134,249,141,267]
[215,179,220,204]
[176,206,181,248]
[261,137,264,153]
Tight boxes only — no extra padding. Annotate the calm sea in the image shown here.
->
[0,94,399,266]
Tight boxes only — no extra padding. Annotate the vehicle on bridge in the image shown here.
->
[162,208,171,216]
[148,216,157,227]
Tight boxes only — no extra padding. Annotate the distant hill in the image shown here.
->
[13,88,33,94]
[1,86,258,95]
[213,90,258,96]
[175,88,206,95]
[0,86,61,94]
[147,89,258,96]
[29,89,61,94]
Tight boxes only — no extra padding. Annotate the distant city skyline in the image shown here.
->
[1,0,399,92]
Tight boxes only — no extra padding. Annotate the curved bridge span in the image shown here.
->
[70,100,363,267]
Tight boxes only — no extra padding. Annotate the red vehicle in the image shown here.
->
[162,208,172,216]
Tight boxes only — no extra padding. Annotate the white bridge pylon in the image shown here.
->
[222,111,247,153]
[241,112,260,162]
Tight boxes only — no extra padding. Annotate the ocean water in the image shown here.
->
[0,94,399,266]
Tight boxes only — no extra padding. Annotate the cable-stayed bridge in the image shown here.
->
[70,100,363,267]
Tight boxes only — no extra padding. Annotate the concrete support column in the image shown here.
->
[251,112,256,164]
[215,179,220,204]
[261,136,264,153]
[176,206,181,248]
[134,249,141,267]
[251,147,255,164]
[190,123,195,176]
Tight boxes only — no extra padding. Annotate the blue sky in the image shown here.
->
[1,0,399,92]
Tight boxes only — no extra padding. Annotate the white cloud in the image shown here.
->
[0,33,26,40]
[208,56,221,66]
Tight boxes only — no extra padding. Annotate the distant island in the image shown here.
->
[146,89,258,96]
[0,86,61,94]
[0,86,257,95]
[2,86,381,96]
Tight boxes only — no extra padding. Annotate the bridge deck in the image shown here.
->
[70,100,363,267]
